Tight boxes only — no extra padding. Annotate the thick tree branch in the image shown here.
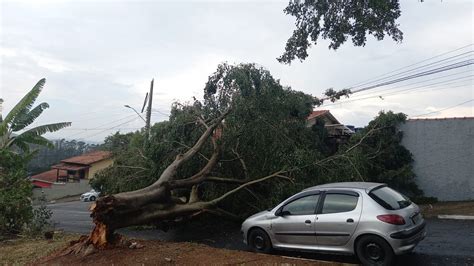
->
[115,165,149,171]
[207,170,287,205]
[188,185,199,203]
[232,148,249,180]
[105,109,231,210]
[205,176,248,184]
[156,108,231,184]
[168,139,221,188]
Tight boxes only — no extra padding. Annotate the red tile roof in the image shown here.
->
[307,110,329,120]
[32,180,52,188]
[51,163,90,171]
[31,169,67,183]
[60,151,112,166]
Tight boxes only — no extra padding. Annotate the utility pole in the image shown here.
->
[144,79,154,146]
[0,98,3,121]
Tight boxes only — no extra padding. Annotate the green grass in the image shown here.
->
[0,232,80,265]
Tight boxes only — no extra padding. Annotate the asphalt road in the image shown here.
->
[49,201,474,265]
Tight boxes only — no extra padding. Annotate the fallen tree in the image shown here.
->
[64,63,353,255]
[64,108,295,254]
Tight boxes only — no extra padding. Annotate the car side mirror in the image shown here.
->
[277,210,291,216]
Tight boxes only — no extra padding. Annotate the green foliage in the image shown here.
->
[327,111,422,197]
[279,0,403,64]
[0,79,64,237]
[93,64,425,219]
[0,79,71,152]
[0,150,33,235]
[23,194,53,238]
[92,63,330,214]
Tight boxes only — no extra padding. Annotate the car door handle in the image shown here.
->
[305,220,312,224]
[346,218,354,223]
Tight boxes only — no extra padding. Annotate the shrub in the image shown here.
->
[0,150,33,236]
[23,194,53,238]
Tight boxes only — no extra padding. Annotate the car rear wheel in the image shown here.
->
[89,196,96,201]
[356,235,394,266]
[248,228,272,253]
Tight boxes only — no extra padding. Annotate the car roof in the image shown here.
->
[303,182,385,192]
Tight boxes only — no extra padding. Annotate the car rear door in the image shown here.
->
[315,190,362,246]
[271,193,320,247]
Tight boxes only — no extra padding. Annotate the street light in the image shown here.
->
[124,105,146,123]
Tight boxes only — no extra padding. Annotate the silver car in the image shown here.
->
[241,182,426,265]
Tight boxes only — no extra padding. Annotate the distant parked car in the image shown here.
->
[241,182,426,265]
[80,189,100,202]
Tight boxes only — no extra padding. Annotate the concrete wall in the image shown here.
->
[32,179,91,202]
[87,158,114,179]
[400,118,474,201]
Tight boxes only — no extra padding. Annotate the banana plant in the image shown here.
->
[0,78,71,152]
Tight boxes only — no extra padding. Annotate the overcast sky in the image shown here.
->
[1,0,473,142]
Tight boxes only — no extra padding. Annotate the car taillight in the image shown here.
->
[377,214,405,225]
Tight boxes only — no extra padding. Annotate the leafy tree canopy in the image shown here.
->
[92,64,424,219]
[279,0,403,64]
[93,63,335,215]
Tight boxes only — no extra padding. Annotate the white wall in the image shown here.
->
[400,118,474,201]
[33,179,91,202]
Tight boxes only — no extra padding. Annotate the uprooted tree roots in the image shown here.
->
[60,109,291,256]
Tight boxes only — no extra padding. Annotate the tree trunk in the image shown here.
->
[61,109,290,256]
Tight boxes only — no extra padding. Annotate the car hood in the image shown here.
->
[245,210,273,222]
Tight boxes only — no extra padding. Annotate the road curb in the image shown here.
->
[437,215,474,220]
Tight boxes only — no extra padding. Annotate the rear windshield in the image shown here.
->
[369,186,411,210]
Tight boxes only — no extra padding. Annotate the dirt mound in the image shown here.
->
[38,239,346,265]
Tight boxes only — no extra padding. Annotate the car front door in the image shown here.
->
[271,193,320,247]
[315,191,362,246]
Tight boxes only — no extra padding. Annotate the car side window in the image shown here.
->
[281,194,319,215]
[322,193,358,214]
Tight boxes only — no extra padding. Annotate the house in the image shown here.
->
[29,169,67,189]
[30,151,113,200]
[51,150,113,182]
[307,110,354,137]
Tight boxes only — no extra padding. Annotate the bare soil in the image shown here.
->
[420,201,474,218]
[38,239,350,265]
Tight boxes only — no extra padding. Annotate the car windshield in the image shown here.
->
[369,186,411,210]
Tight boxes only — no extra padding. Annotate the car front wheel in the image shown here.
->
[89,196,96,201]
[356,235,394,266]
[248,228,272,253]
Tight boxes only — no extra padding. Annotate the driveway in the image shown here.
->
[49,201,474,265]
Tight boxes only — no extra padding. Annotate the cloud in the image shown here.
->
[1,0,473,141]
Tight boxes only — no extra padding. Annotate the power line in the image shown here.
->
[350,68,473,98]
[25,112,132,127]
[80,117,140,141]
[344,43,473,89]
[411,99,473,118]
[350,51,473,91]
[401,81,473,95]
[151,109,170,116]
[324,75,473,107]
[63,114,137,139]
[351,59,473,93]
